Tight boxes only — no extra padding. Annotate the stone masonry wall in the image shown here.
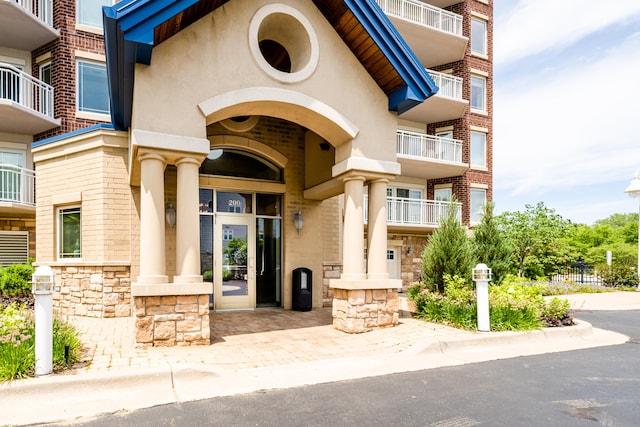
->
[134,295,210,347]
[322,262,342,307]
[332,288,399,333]
[52,264,131,318]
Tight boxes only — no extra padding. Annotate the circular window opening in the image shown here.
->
[220,115,260,132]
[259,40,291,73]
[249,4,319,83]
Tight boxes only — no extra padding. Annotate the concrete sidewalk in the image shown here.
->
[2,292,638,426]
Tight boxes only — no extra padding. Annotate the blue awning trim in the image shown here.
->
[102,0,438,131]
[342,0,438,113]
[32,124,116,148]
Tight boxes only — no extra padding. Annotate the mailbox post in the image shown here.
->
[32,266,55,375]
[472,263,492,332]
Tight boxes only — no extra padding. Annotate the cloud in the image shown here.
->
[495,0,640,65]
[494,29,640,198]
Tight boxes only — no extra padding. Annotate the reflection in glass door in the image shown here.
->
[215,216,254,310]
[256,218,281,306]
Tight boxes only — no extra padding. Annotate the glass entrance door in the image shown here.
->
[215,215,255,310]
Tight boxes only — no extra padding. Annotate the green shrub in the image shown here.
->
[596,262,639,288]
[0,303,82,381]
[202,269,213,282]
[222,268,232,281]
[0,262,34,297]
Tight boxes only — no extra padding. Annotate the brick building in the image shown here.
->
[2,0,492,346]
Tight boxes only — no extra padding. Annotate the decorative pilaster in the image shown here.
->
[341,175,366,280]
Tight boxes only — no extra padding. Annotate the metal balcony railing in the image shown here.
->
[16,0,53,27]
[365,195,462,227]
[376,0,463,36]
[0,165,36,206]
[0,63,54,119]
[426,69,464,100]
[396,129,463,163]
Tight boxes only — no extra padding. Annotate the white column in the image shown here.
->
[367,178,389,280]
[137,152,168,284]
[341,175,366,281]
[174,157,203,283]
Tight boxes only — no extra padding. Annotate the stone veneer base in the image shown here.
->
[332,288,399,334]
[134,294,210,347]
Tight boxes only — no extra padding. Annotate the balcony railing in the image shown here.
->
[0,165,36,206]
[376,0,463,36]
[16,0,53,27]
[427,69,463,100]
[397,129,463,163]
[0,63,54,119]
[365,195,462,227]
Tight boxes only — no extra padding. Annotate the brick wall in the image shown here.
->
[32,0,110,141]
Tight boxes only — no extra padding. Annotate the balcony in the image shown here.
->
[376,0,467,67]
[398,69,468,124]
[0,0,58,51]
[365,195,462,230]
[0,63,60,134]
[396,129,468,179]
[0,165,36,216]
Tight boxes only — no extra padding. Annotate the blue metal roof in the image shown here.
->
[103,0,437,131]
[32,123,116,148]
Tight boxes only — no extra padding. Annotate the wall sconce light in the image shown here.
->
[319,142,331,151]
[166,202,176,229]
[407,246,413,255]
[292,210,304,235]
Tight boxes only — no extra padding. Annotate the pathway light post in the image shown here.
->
[624,169,640,290]
[473,263,492,332]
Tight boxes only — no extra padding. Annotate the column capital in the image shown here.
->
[339,173,366,184]
[137,150,167,164]
[175,156,203,167]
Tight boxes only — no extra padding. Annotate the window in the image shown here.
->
[471,18,487,56]
[436,130,453,140]
[58,207,81,259]
[470,188,486,224]
[0,150,25,203]
[434,187,452,202]
[77,60,109,114]
[223,228,234,241]
[470,131,487,168]
[39,62,52,85]
[470,75,486,112]
[77,0,111,28]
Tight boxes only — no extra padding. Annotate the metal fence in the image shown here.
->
[550,263,604,285]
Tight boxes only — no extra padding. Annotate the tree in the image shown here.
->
[471,202,513,284]
[421,200,474,292]
[497,202,570,278]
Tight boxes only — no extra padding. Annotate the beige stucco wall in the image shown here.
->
[131,0,398,166]
[32,129,138,267]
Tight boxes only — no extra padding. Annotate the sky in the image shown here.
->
[492,0,640,225]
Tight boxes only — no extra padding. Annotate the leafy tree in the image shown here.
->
[497,202,570,278]
[421,200,474,292]
[471,202,513,284]
[223,238,247,266]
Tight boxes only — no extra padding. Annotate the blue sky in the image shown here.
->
[492,0,640,225]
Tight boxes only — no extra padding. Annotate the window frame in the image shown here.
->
[76,0,112,29]
[76,59,110,116]
[470,188,487,224]
[470,75,487,113]
[57,205,82,260]
[471,17,487,56]
[470,131,487,169]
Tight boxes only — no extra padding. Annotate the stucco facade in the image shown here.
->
[28,0,493,346]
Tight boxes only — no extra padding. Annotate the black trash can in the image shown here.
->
[292,267,312,311]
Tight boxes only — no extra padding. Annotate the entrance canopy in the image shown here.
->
[103,0,438,131]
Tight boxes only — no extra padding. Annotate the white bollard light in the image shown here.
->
[32,266,55,376]
[472,263,492,332]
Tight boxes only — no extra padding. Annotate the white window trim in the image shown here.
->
[76,58,110,116]
[470,16,488,58]
[435,125,454,133]
[470,74,487,114]
[470,130,487,170]
[469,187,487,225]
[57,205,82,261]
[76,0,114,31]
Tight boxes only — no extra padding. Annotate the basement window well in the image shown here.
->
[249,4,319,83]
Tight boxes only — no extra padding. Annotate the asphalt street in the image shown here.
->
[44,310,640,427]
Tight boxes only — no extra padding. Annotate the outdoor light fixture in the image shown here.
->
[165,202,176,229]
[407,246,413,255]
[624,169,640,290]
[292,210,304,235]
[473,263,492,332]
